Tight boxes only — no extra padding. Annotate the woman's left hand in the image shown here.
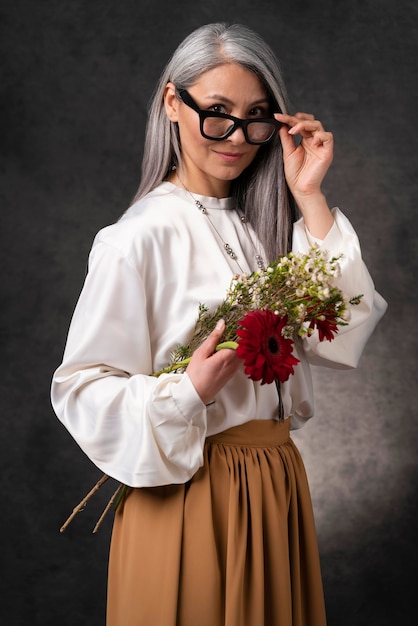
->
[275,112,334,201]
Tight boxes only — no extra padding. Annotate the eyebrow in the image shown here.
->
[203,94,270,107]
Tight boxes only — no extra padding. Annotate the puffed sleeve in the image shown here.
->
[292,207,387,368]
[51,240,207,487]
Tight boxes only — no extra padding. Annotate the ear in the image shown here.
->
[164,82,180,122]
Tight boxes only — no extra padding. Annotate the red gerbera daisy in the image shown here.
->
[236,310,300,384]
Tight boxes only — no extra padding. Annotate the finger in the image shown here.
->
[294,112,315,121]
[197,319,226,357]
[278,123,298,158]
[288,119,325,136]
[274,112,317,126]
[275,114,326,140]
[310,130,334,148]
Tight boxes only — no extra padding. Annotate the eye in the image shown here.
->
[208,103,227,114]
[249,106,268,118]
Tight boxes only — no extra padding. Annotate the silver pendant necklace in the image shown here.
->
[178,181,266,274]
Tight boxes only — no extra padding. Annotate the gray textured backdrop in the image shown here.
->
[1,0,417,624]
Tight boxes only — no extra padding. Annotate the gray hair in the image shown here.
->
[133,23,297,259]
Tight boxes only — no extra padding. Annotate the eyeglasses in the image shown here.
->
[177,89,282,145]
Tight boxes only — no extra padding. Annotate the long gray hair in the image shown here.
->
[132,23,297,259]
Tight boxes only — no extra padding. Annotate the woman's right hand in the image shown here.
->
[185,320,242,405]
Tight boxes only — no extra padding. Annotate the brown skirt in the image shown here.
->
[107,420,327,626]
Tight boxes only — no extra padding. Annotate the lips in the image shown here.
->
[214,151,243,163]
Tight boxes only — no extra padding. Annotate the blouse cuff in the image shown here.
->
[293,207,351,255]
[171,372,207,422]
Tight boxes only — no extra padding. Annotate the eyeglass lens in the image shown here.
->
[203,117,276,143]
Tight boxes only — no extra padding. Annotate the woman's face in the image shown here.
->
[164,63,271,198]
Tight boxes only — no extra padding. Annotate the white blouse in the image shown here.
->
[51,182,387,487]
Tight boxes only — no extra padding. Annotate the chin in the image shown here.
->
[215,164,248,181]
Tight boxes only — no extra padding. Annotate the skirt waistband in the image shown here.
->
[206,418,290,447]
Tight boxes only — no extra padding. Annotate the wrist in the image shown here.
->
[293,190,326,212]
[293,192,334,239]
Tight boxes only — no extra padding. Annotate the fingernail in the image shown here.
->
[216,319,225,330]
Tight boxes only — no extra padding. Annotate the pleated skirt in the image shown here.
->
[107,419,327,626]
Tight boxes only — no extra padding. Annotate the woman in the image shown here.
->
[51,23,387,626]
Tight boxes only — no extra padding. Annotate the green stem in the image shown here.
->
[152,358,191,377]
[152,341,238,377]
[215,341,238,351]
[114,484,129,511]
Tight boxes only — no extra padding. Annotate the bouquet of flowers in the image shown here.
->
[60,245,362,533]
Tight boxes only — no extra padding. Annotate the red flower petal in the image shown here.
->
[236,310,300,384]
[309,315,339,342]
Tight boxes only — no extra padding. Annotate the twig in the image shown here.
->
[60,473,110,533]
[92,483,124,534]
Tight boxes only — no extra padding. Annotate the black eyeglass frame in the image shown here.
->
[177,89,282,145]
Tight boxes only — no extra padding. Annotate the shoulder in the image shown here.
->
[121,182,183,222]
[98,183,189,240]
[90,182,194,262]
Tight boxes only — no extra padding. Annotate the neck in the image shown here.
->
[168,170,231,199]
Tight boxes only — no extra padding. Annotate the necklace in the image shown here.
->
[239,214,266,272]
[187,188,283,418]
[178,181,266,274]
[173,174,282,420]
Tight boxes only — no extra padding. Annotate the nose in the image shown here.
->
[227,124,247,144]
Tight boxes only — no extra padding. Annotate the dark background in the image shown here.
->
[1,0,417,624]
